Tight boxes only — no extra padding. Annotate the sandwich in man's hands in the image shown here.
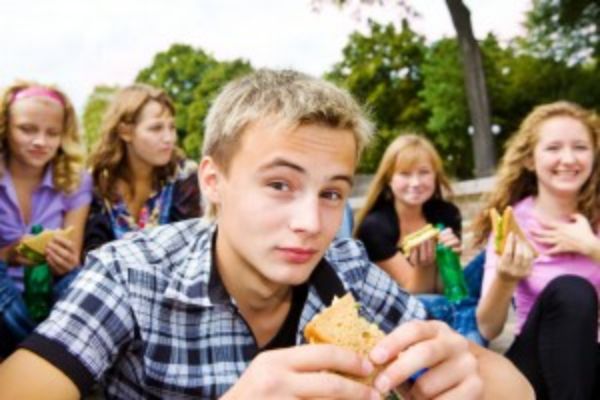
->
[17,226,74,258]
[304,293,407,399]
[400,224,440,254]
[489,207,537,256]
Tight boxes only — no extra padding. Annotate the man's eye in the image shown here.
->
[322,190,342,201]
[268,181,290,191]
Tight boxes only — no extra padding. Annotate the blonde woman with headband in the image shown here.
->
[84,84,200,254]
[473,101,600,399]
[355,134,486,345]
[0,81,92,356]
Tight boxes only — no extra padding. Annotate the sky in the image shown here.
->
[0,0,531,111]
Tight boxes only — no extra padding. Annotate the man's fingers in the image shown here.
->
[381,329,466,390]
[289,371,379,400]
[370,320,446,365]
[279,344,373,378]
[251,346,379,400]
[410,348,477,399]
[430,374,483,400]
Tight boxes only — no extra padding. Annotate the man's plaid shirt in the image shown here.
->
[22,218,426,399]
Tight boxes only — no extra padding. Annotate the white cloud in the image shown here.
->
[0,0,530,111]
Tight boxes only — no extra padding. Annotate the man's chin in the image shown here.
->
[269,265,317,286]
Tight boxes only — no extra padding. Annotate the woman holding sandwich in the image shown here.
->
[473,101,600,399]
[0,81,92,356]
[354,134,485,344]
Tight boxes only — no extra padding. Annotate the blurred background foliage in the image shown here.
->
[82,0,599,179]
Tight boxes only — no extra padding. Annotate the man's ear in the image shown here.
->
[198,156,222,205]
[118,122,133,142]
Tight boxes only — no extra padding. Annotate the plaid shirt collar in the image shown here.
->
[163,222,221,308]
[163,221,345,311]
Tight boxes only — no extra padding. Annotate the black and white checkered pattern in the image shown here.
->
[24,219,425,399]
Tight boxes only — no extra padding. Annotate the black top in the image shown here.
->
[356,197,462,262]
[262,283,309,351]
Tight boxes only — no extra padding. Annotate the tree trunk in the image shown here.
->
[445,0,496,177]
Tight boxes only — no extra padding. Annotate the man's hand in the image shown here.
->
[369,320,482,400]
[46,235,79,275]
[222,344,380,400]
[496,233,534,283]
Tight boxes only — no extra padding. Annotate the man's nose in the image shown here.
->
[289,195,321,235]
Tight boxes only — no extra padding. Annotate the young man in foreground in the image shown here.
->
[0,69,533,399]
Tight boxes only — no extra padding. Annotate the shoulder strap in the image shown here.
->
[310,259,346,306]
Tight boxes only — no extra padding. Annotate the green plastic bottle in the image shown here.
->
[23,224,53,321]
[435,224,469,303]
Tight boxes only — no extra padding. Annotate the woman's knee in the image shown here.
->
[542,275,597,313]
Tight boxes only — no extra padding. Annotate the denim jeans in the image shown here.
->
[416,251,488,347]
[0,261,79,355]
[416,293,487,346]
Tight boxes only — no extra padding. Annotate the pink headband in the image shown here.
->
[9,86,66,107]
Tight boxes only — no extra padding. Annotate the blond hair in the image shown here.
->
[354,134,452,234]
[202,69,374,218]
[88,84,184,201]
[0,81,84,193]
[472,101,600,247]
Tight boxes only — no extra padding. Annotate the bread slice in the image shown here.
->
[304,293,385,386]
[18,226,74,255]
[490,207,537,256]
[400,224,439,254]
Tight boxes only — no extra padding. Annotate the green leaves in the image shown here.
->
[82,85,118,151]
[524,0,599,64]
[326,19,429,173]
[135,44,253,159]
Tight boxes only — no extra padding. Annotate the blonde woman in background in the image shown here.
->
[0,81,91,356]
[355,134,486,345]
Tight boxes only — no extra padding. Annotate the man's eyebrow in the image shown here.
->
[258,157,354,186]
[259,158,306,174]
[331,174,354,187]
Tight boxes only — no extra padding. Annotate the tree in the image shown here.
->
[136,44,252,158]
[420,39,472,177]
[136,44,219,145]
[313,0,497,177]
[444,0,495,176]
[184,59,253,158]
[82,85,119,150]
[326,19,429,172]
[523,0,599,64]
